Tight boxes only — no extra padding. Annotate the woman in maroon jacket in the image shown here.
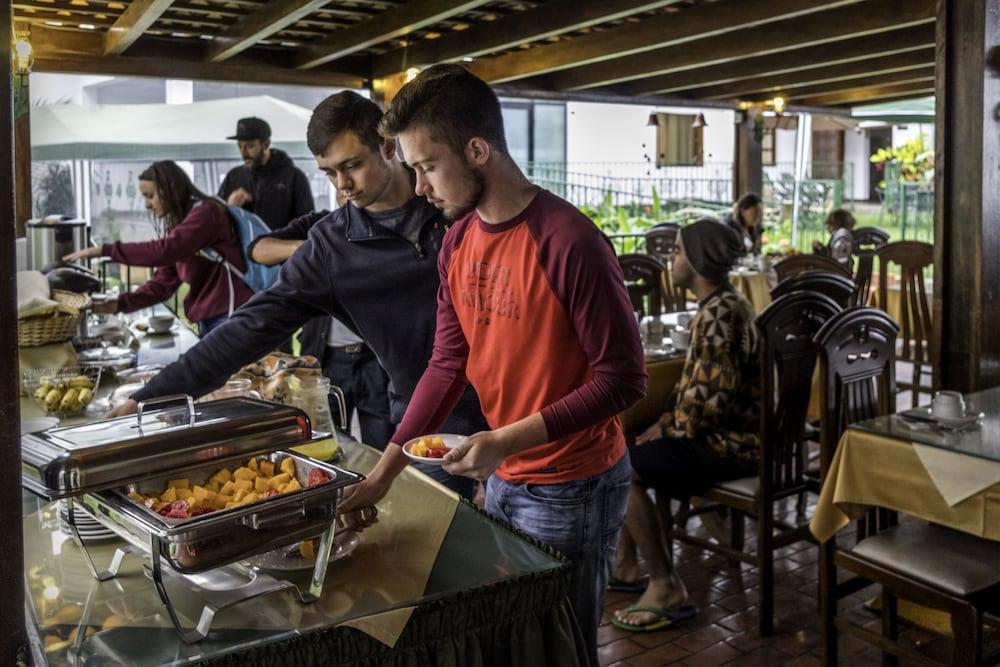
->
[65,161,253,337]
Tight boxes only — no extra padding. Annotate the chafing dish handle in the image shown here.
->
[137,394,196,428]
[237,502,309,531]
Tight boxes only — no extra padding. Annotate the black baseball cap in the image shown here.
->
[227,117,271,141]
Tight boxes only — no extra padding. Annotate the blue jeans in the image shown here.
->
[486,452,631,667]
[198,314,230,337]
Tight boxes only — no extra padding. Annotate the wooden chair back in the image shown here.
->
[618,253,665,318]
[850,227,890,307]
[812,307,898,479]
[773,253,852,283]
[645,223,680,263]
[755,292,842,496]
[876,241,933,365]
[771,271,855,309]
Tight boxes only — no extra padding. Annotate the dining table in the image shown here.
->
[19,313,585,666]
[810,387,1000,544]
[621,312,688,435]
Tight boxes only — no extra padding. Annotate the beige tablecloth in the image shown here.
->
[810,428,1000,543]
[621,355,686,436]
[730,271,773,314]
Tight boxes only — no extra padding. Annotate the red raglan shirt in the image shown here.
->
[392,189,646,485]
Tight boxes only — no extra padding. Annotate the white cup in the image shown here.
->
[148,314,175,334]
[676,313,693,329]
[931,390,965,419]
[670,327,691,351]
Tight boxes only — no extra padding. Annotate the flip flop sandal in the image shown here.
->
[607,575,650,593]
[611,604,698,632]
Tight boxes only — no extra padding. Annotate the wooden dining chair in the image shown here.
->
[771,270,856,309]
[667,291,843,636]
[815,309,1000,667]
[875,240,934,408]
[850,227,890,307]
[773,253,853,283]
[618,253,665,318]
[645,223,680,263]
[644,225,688,312]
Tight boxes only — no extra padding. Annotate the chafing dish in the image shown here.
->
[21,395,364,644]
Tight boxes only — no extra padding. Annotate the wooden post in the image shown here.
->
[1,7,30,667]
[734,108,763,201]
[934,0,1000,391]
[14,69,29,236]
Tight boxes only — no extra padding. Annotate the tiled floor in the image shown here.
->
[596,496,996,667]
[592,369,961,665]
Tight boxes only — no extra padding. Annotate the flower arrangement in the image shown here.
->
[870,135,934,189]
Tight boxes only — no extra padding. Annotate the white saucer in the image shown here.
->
[21,417,59,434]
[401,434,466,465]
[901,407,983,427]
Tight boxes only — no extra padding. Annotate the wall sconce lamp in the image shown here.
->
[13,30,34,75]
[691,112,708,128]
[772,96,786,115]
[646,112,660,127]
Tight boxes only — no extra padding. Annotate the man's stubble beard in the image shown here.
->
[443,166,486,222]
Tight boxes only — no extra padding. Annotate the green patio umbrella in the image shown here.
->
[850,96,934,125]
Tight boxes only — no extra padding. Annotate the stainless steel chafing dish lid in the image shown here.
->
[21,395,313,500]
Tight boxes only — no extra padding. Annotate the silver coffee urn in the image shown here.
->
[26,215,90,270]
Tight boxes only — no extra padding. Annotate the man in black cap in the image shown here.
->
[610,218,761,633]
[219,116,315,231]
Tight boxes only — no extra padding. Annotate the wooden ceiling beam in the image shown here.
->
[772,65,934,102]
[796,81,935,107]
[468,0,857,84]
[624,24,935,96]
[551,0,936,90]
[206,0,329,62]
[30,23,104,58]
[33,53,365,88]
[371,0,682,78]
[294,0,493,70]
[30,25,365,88]
[104,0,175,55]
[689,48,935,100]
[758,66,935,102]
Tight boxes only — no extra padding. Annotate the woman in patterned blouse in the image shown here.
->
[612,219,761,633]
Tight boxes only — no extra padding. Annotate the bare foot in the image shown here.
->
[614,574,689,627]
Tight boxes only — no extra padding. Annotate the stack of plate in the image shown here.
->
[57,500,117,542]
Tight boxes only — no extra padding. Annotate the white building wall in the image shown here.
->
[892,123,934,147]
[565,102,735,166]
[773,128,797,169]
[843,127,868,202]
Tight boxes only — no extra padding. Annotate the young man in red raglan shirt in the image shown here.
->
[337,64,647,665]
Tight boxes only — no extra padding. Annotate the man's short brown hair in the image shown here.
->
[379,64,508,158]
[307,91,384,156]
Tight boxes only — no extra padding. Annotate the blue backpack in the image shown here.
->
[224,204,281,292]
[201,202,281,293]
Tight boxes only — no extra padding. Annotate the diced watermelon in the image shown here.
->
[307,468,331,487]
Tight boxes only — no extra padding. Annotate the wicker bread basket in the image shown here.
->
[18,290,91,347]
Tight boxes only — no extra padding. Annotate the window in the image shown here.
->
[499,100,567,169]
[654,113,703,167]
[762,128,776,166]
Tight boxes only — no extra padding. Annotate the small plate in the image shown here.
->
[21,417,59,434]
[900,407,983,427]
[144,325,179,336]
[402,433,466,465]
[245,531,360,572]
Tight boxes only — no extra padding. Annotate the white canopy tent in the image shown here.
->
[29,96,319,222]
[30,95,314,161]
